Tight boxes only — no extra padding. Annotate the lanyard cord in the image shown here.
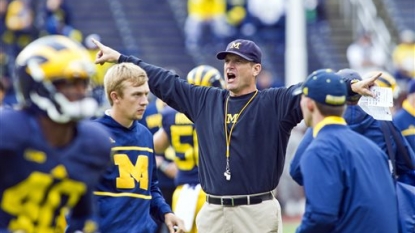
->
[223,90,258,180]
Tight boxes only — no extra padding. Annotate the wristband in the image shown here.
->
[159,161,170,172]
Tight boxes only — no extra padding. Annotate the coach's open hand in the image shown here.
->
[164,213,185,233]
[351,72,382,98]
[91,38,121,65]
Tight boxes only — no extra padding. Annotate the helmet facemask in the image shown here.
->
[22,59,98,123]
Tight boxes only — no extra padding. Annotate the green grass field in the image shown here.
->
[283,222,299,233]
[282,216,301,233]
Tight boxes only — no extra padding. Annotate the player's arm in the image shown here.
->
[154,127,170,154]
[154,128,177,179]
[155,155,177,179]
[296,147,342,233]
[290,127,313,186]
[66,190,99,233]
[148,150,177,229]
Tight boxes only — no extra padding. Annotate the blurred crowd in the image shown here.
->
[0,0,328,107]
[1,0,82,106]
[0,0,113,107]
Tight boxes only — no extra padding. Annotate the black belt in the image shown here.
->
[206,192,274,207]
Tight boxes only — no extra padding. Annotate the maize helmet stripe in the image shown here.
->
[369,70,400,98]
[16,35,94,82]
[193,66,204,85]
[187,65,224,88]
[187,68,196,84]
[201,68,219,87]
[377,77,392,87]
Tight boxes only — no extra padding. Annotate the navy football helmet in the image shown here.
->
[14,35,97,123]
[336,68,363,102]
[187,65,224,89]
[370,70,400,99]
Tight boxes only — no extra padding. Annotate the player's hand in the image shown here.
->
[91,38,121,65]
[351,72,381,97]
[164,213,185,233]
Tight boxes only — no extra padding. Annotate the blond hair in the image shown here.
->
[104,62,148,106]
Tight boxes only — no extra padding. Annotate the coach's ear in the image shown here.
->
[306,97,315,113]
[253,63,261,77]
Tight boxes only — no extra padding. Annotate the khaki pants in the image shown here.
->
[196,196,282,233]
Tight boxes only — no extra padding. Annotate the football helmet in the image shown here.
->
[14,35,97,123]
[367,71,400,99]
[187,65,224,88]
[336,68,362,102]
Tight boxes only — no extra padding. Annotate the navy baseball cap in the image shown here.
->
[336,68,362,102]
[216,39,262,64]
[294,71,347,106]
[306,68,335,80]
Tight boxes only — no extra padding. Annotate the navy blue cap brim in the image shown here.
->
[216,51,254,62]
[292,86,303,96]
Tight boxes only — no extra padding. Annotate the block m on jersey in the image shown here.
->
[112,146,151,190]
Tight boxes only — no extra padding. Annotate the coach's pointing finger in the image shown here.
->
[351,72,382,98]
[91,38,121,65]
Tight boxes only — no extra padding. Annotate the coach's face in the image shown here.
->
[223,54,260,96]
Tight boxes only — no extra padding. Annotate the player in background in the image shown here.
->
[294,71,399,233]
[154,65,225,233]
[366,70,401,114]
[139,96,177,233]
[93,62,184,233]
[291,68,415,185]
[0,81,5,107]
[0,35,112,233]
[394,79,415,153]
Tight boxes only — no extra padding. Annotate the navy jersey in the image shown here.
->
[139,98,164,135]
[296,118,399,233]
[94,113,172,233]
[161,106,199,186]
[0,109,112,233]
[394,100,415,152]
[139,98,175,191]
[291,105,415,185]
[119,55,303,196]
